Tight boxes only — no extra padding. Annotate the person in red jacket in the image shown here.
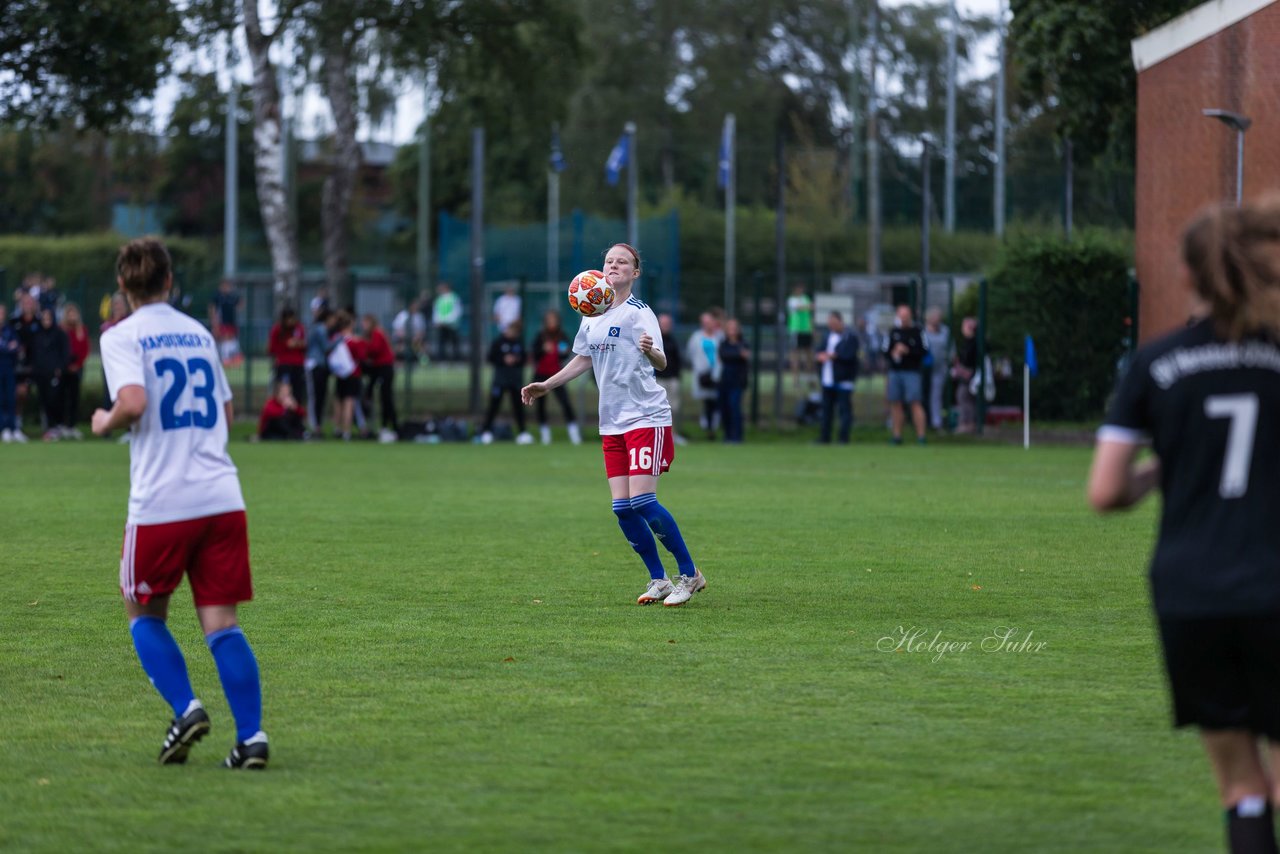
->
[359,314,398,442]
[529,309,581,445]
[267,307,307,399]
[61,303,90,437]
[258,381,306,440]
[329,311,364,441]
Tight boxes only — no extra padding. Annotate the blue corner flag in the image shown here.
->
[550,129,566,173]
[717,118,732,189]
[604,132,629,186]
[1024,334,1039,377]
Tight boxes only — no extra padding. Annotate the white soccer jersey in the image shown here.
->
[100,303,245,525]
[573,295,672,435]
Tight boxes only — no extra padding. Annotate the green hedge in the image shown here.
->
[0,233,216,311]
[986,231,1132,420]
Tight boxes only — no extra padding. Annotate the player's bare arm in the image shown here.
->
[91,385,147,436]
[637,334,667,371]
[1087,440,1160,512]
[522,354,592,404]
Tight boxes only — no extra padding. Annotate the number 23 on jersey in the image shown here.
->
[155,357,219,430]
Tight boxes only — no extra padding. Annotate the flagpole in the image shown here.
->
[724,113,736,316]
[548,123,560,287]
[1023,363,1030,449]
[625,121,638,248]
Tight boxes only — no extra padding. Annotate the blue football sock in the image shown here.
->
[631,493,696,576]
[129,615,196,719]
[207,626,263,743]
[613,498,667,580]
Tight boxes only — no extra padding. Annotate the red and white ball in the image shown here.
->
[567,270,615,317]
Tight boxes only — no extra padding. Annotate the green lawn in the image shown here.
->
[0,440,1215,852]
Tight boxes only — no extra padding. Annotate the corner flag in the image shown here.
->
[605,133,629,186]
[1024,334,1039,377]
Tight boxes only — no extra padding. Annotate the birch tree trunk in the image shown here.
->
[320,33,361,309]
[241,0,299,314]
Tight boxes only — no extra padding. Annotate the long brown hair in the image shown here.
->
[1183,198,1280,341]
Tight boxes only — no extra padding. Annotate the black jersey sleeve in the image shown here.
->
[1100,354,1151,443]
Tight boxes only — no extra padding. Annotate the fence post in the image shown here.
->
[243,278,253,417]
[751,270,762,427]
[976,277,988,436]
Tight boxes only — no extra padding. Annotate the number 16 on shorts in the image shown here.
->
[602,426,676,478]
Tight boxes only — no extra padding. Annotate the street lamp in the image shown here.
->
[1202,109,1252,205]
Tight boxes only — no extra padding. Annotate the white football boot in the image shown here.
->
[515,431,534,445]
[663,570,707,607]
[567,422,582,445]
[540,424,552,445]
[637,577,674,605]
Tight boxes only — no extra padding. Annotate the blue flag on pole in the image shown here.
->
[605,132,629,186]
[1024,334,1039,377]
[550,128,566,173]
[717,118,732,189]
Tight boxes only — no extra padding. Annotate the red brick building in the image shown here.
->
[1132,0,1280,341]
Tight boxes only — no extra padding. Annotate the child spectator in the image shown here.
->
[359,314,398,443]
[60,303,89,438]
[0,303,22,443]
[529,309,581,445]
[479,320,531,445]
[30,307,69,440]
[258,382,306,441]
[267,307,307,398]
[328,311,365,441]
[305,306,334,434]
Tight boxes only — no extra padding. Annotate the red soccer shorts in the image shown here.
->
[119,511,253,607]
[602,426,675,479]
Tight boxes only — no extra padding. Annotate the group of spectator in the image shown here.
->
[682,308,751,444]
[1,277,95,443]
[475,310,583,445]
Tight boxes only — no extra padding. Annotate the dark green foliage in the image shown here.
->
[0,234,215,300]
[986,231,1131,419]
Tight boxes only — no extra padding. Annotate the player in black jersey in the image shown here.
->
[1090,199,1280,854]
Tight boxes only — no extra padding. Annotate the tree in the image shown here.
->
[0,0,180,128]
[1009,0,1199,164]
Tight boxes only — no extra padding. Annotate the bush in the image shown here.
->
[985,231,1133,421]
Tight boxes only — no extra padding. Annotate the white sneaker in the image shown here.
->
[515,431,534,445]
[480,431,494,445]
[663,570,707,607]
[13,429,28,443]
[1,429,11,443]
[378,428,397,444]
[567,422,582,445]
[673,433,689,446]
[637,577,674,605]
[540,425,552,445]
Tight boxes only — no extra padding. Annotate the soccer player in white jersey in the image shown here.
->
[522,243,706,606]
[92,238,268,769]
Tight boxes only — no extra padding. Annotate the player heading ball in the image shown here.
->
[522,244,707,606]
[93,237,269,769]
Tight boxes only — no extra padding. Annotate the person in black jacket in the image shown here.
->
[29,307,69,439]
[479,320,531,444]
[718,318,750,443]
[883,304,929,445]
[815,311,859,444]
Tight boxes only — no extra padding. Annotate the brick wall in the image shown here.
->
[1135,2,1280,341]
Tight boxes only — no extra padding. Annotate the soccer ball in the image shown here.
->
[568,270,615,317]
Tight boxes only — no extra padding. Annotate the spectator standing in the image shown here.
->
[30,308,69,440]
[432,282,462,362]
[951,316,979,434]
[787,284,814,387]
[529,309,581,445]
[11,293,39,431]
[258,381,306,441]
[718,318,750,444]
[210,278,243,367]
[267,307,307,398]
[653,313,686,444]
[360,314,399,443]
[884,304,929,445]
[36,275,60,314]
[61,303,89,437]
[687,311,723,440]
[0,303,21,442]
[815,311,860,444]
[392,298,427,363]
[305,306,334,434]
[480,320,531,445]
[922,307,951,431]
[328,311,364,441]
[492,284,522,333]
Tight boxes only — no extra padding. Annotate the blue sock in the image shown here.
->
[631,494,696,576]
[129,616,196,719]
[207,626,262,743]
[613,498,667,580]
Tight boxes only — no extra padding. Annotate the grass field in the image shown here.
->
[0,438,1220,852]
